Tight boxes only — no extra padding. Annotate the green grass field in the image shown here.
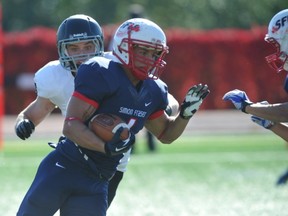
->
[1,133,288,216]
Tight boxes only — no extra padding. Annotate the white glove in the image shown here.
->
[222,89,253,113]
[180,84,210,119]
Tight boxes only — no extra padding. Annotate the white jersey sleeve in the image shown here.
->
[103,51,121,63]
[34,60,75,116]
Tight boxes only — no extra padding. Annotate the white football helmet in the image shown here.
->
[112,18,169,80]
[265,9,288,73]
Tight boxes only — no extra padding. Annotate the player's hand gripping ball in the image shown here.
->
[89,113,129,142]
[89,113,135,156]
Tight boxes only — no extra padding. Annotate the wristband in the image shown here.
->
[241,101,253,113]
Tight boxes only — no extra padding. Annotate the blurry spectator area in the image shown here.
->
[3,26,287,114]
[128,4,145,18]
[4,27,58,114]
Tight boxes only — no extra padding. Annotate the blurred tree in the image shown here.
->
[2,0,287,31]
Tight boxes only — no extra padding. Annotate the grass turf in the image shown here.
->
[1,133,288,216]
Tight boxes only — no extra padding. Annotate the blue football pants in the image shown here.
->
[17,149,109,216]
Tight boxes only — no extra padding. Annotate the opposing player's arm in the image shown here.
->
[251,115,288,142]
[223,89,288,122]
[16,96,56,126]
[15,96,56,140]
[246,102,288,123]
[269,123,288,142]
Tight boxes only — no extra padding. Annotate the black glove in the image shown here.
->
[15,119,35,140]
[104,127,135,156]
[180,84,210,119]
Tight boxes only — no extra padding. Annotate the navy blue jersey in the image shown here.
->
[75,56,168,130]
[60,56,169,179]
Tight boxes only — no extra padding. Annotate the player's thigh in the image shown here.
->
[17,151,69,215]
[60,180,109,216]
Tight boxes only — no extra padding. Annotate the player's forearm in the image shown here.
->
[63,119,106,153]
[158,115,189,144]
[269,123,288,142]
[16,98,55,127]
[246,102,288,122]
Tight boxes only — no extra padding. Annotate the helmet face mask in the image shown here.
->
[113,18,169,80]
[57,14,104,72]
[265,36,288,73]
[59,38,102,71]
[132,47,167,80]
[265,9,288,73]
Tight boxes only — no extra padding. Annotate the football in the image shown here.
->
[89,113,129,142]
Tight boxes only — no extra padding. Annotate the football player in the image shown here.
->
[15,14,180,211]
[17,18,209,215]
[223,9,288,185]
[15,14,104,140]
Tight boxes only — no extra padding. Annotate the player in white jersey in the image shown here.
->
[15,14,104,130]
[33,60,74,117]
[15,14,180,207]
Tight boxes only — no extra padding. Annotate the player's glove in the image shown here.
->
[251,116,274,129]
[180,84,210,119]
[222,89,253,113]
[250,101,274,129]
[15,119,35,140]
[104,127,135,156]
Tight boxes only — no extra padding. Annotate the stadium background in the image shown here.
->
[3,25,287,115]
[2,0,288,116]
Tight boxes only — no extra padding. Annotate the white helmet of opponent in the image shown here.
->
[265,9,288,73]
[112,18,169,80]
